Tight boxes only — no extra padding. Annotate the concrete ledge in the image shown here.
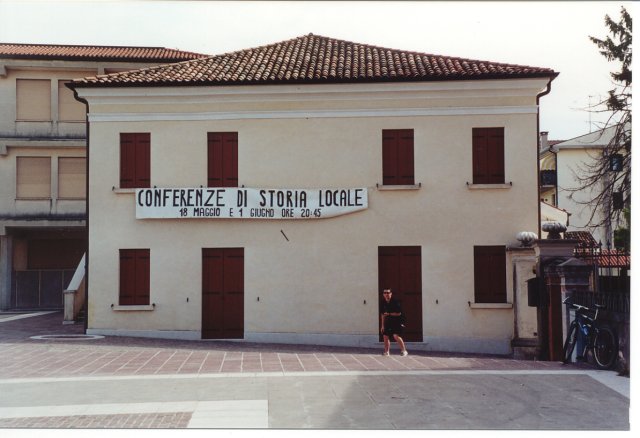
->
[469,302,513,309]
[87,328,200,340]
[111,305,155,311]
[376,184,421,191]
[466,183,512,190]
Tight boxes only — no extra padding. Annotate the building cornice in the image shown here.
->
[87,105,540,123]
[76,78,548,123]
[75,78,551,102]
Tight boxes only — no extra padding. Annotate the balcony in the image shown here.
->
[540,169,557,187]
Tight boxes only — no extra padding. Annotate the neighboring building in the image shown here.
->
[69,34,557,354]
[539,126,625,247]
[539,132,569,237]
[0,43,208,311]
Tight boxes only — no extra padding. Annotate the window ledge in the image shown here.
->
[112,187,136,194]
[111,304,155,311]
[469,302,513,309]
[466,182,512,190]
[376,183,421,191]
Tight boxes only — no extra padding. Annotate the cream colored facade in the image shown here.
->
[0,53,203,310]
[546,126,622,246]
[76,78,550,354]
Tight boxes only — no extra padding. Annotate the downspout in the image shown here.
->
[68,83,90,333]
[549,147,562,223]
[536,78,555,238]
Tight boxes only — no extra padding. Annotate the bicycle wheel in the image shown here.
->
[562,321,579,364]
[593,325,618,370]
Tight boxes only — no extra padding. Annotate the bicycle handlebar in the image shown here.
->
[562,297,606,320]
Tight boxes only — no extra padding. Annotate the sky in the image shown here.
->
[0,0,634,141]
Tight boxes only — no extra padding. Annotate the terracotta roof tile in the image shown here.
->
[0,43,209,62]
[566,231,600,248]
[70,34,557,87]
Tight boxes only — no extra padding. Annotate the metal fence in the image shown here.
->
[10,269,74,309]
[569,289,630,315]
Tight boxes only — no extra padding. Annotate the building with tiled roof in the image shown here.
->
[68,34,557,356]
[0,43,208,63]
[0,42,209,313]
[538,125,626,248]
[72,33,556,87]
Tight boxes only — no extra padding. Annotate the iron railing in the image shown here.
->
[11,269,74,309]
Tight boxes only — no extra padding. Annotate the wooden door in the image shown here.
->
[202,248,244,339]
[378,246,423,342]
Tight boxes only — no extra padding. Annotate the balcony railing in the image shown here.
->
[540,169,557,186]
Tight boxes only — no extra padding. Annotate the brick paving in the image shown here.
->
[0,311,565,380]
[0,412,192,428]
[0,311,568,428]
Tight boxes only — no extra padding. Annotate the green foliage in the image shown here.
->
[570,7,632,234]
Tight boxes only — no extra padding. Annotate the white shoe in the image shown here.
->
[401,350,409,357]
[382,351,390,356]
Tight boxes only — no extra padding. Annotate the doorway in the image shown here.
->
[202,248,244,339]
[378,246,423,342]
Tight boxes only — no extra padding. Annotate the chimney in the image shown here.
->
[540,131,549,151]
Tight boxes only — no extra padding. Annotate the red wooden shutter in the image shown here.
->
[472,128,504,184]
[120,134,136,189]
[473,246,506,303]
[120,133,150,188]
[208,132,238,187]
[119,249,150,305]
[134,249,150,305]
[119,249,135,305]
[135,134,151,188]
[382,129,414,185]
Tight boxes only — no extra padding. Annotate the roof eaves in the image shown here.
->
[69,70,558,89]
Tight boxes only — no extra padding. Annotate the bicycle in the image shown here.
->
[562,297,618,370]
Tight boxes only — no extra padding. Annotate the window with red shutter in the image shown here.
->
[382,129,414,185]
[208,132,238,187]
[473,246,507,303]
[119,249,150,305]
[472,128,504,184]
[120,133,150,188]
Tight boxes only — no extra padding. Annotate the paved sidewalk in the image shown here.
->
[0,311,630,429]
[0,311,566,379]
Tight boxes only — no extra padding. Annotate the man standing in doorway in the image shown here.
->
[380,289,408,356]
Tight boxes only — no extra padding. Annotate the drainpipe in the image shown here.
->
[550,147,559,215]
[67,83,90,333]
[536,78,555,238]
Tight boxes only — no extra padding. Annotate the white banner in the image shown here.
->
[135,187,368,219]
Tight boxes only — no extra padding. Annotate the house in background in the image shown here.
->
[539,132,569,237]
[70,34,557,355]
[539,126,625,247]
[0,43,208,311]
